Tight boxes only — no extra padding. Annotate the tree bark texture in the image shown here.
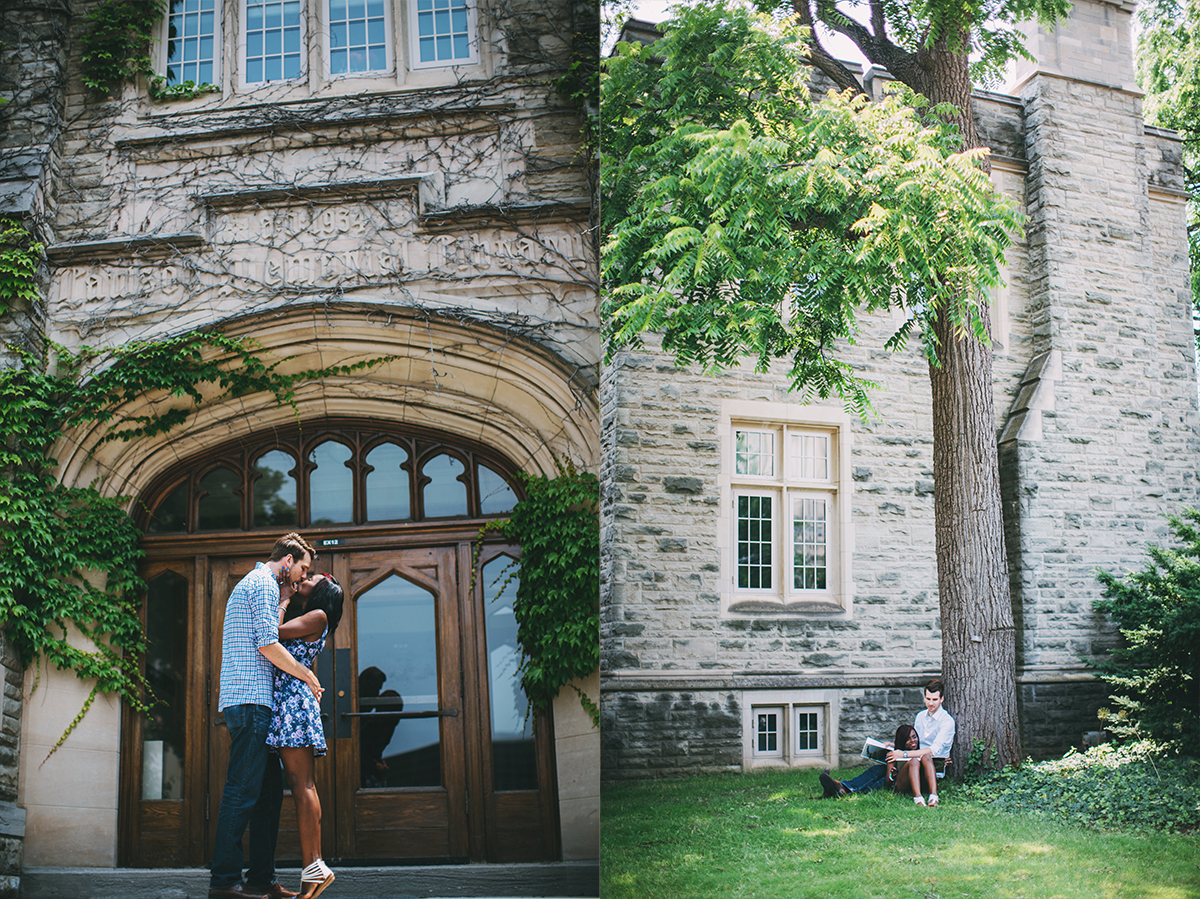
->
[928,307,1022,770]
[922,34,1021,770]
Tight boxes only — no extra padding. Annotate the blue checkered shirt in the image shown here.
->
[218,562,281,710]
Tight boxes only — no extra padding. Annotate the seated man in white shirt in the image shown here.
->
[821,679,955,804]
[889,679,955,806]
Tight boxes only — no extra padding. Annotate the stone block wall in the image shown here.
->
[601,690,742,778]
[0,638,22,898]
[601,0,1198,781]
[0,0,68,364]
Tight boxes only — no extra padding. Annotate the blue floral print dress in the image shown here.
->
[266,627,328,757]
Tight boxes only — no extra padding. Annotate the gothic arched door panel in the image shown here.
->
[120,420,560,865]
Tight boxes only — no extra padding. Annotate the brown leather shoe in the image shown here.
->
[209,884,268,899]
[260,883,299,899]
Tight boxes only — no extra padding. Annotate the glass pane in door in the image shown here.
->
[421,453,467,517]
[481,556,536,790]
[356,574,441,788]
[309,440,354,525]
[198,467,241,530]
[143,570,188,799]
[253,450,297,526]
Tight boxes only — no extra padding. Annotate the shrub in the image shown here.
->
[958,741,1200,833]
[1092,509,1200,751]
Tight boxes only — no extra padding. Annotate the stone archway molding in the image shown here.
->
[51,305,599,503]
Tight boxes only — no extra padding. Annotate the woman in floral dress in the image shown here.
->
[270,572,344,898]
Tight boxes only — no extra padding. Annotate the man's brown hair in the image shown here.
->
[925,679,945,698]
[269,532,316,563]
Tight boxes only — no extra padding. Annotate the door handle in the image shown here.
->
[342,709,459,719]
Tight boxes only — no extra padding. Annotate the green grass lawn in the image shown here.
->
[601,768,1200,899]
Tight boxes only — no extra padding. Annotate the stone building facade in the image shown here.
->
[601,0,1198,779]
[1,0,597,888]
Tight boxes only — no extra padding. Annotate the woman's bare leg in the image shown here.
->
[279,747,322,887]
[919,755,938,796]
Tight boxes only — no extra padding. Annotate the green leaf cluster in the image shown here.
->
[148,77,220,101]
[479,464,599,726]
[601,1,1023,418]
[1136,0,1200,335]
[1091,509,1200,752]
[958,740,1200,833]
[0,220,43,318]
[80,0,165,94]
[0,332,392,754]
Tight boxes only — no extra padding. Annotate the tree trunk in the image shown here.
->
[928,306,1021,771]
[918,37,1022,771]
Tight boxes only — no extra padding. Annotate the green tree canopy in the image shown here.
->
[602,1,1023,417]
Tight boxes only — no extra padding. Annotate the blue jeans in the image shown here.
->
[210,704,283,890]
[843,764,888,794]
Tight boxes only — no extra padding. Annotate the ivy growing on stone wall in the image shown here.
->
[1,272,391,753]
[478,463,599,727]
[555,0,599,150]
[79,0,165,93]
[0,219,42,318]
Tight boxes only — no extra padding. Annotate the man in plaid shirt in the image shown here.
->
[210,533,324,899]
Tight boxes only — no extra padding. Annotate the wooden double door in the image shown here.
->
[121,538,559,866]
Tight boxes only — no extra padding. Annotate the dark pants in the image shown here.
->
[210,703,283,890]
[843,764,888,794]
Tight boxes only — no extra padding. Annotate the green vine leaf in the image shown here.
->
[1,321,394,757]
[0,220,43,318]
[80,0,166,94]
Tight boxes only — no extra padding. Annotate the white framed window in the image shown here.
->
[795,706,823,754]
[409,0,479,68]
[721,401,852,617]
[157,0,484,93]
[328,0,392,76]
[742,690,839,769]
[724,420,849,614]
[243,0,306,85]
[164,0,221,86]
[753,707,784,759]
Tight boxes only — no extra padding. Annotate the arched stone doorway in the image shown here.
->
[119,418,559,865]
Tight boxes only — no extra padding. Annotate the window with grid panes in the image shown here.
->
[244,0,304,83]
[732,423,840,609]
[410,0,477,67]
[796,708,822,753]
[165,0,220,86]
[159,0,480,91]
[753,708,783,758]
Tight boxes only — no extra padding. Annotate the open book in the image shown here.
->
[861,738,891,763]
[861,738,949,777]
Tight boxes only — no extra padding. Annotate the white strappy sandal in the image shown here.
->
[301,858,335,898]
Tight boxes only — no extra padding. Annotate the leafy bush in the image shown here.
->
[958,741,1200,833]
[1093,509,1200,750]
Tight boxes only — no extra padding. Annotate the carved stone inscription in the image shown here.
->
[52,199,590,313]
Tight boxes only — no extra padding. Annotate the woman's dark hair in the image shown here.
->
[894,723,919,751]
[305,573,344,634]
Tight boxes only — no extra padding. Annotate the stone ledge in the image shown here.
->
[195,175,432,211]
[419,200,591,231]
[46,233,206,265]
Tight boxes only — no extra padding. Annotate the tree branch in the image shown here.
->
[869,0,886,45]
[792,0,865,95]
[810,0,917,85]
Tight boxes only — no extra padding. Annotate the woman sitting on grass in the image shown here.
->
[887,724,939,807]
